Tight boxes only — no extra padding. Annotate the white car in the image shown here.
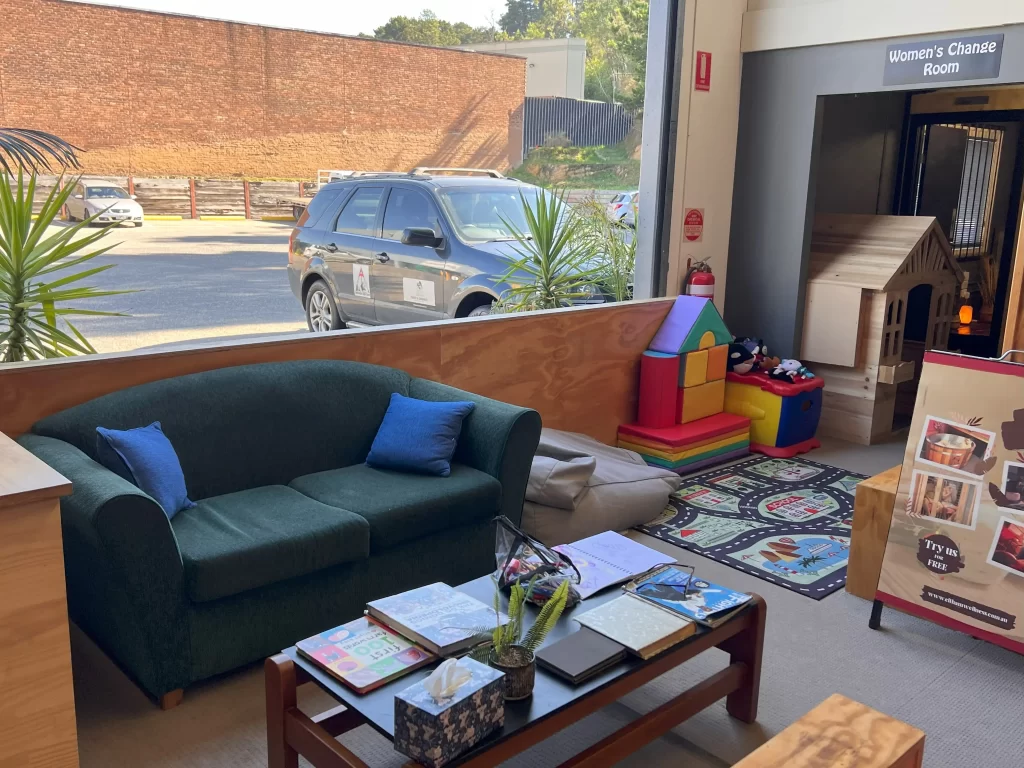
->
[66,181,144,226]
[607,191,639,228]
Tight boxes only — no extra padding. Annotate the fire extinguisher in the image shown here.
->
[683,258,714,300]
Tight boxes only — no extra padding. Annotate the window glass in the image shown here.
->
[437,186,540,243]
[299,184,345,228]
[382,188,438,241]
[86,187,130,199]
[334,187,384,235]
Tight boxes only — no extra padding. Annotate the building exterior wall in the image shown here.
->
[455,39,586,99]
[0,0,526,178]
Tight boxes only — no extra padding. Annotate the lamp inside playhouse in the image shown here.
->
[959,303,974,325]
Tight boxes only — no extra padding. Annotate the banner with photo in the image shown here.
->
[877,352,1024,654]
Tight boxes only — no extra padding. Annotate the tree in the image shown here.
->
[609,0,649,109]
[499,0,542,36]
[373,10,495,46]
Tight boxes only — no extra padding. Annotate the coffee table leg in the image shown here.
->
[266,654,299,768]
[719,593,766,723]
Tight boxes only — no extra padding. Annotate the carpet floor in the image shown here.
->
[73,436,1024,767]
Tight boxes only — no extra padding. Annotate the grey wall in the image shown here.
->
[815,92,907,215]
[726,24,1024,358]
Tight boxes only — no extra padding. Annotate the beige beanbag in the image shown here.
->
[521,429,682,546]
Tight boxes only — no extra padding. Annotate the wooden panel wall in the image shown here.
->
[249,181,301,219]
[132,177,192,218]
[0,299,675,444]
[194,179,246,217]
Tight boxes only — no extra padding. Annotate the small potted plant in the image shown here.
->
[484,578,570,700]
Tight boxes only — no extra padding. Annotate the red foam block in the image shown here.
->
[637,351,680,428]
[619,412,751,448]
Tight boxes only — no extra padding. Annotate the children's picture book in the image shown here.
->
[367,583,508,657]
[625,564,752,627]
[553,531,676,599]
[296,616,435,694]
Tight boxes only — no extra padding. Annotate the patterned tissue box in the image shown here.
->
[393,658,505,768]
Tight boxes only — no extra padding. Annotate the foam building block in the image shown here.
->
[680,379,725,424]
[649,296,732,356]
[706,344,728,381]
[617,412,751,474]
[681,349,709,388]
[637,351,680,428]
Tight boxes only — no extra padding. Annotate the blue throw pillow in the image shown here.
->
[96,422,196,519]
[367,393,476,477]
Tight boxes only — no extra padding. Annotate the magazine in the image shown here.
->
[553,531,676,599]
[625,564,751,627]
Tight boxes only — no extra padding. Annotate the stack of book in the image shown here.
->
[297,582,505,694]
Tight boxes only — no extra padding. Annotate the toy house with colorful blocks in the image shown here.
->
[619,296,751,473]
[723,370,824,458]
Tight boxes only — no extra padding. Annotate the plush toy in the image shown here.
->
[769,358,815,383]
[727,343,756,374]
[734,336,779,371]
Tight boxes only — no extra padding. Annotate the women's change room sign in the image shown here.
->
[883,33,1003,86]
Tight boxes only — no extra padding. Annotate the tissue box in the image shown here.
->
[394,658,505,768]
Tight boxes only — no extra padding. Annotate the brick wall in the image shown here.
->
[0,0,526,178]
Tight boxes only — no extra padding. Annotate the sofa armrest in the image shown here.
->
[17,434,191,697]
[408,379,542,526]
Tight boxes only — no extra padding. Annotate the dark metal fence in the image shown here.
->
[523,97,637,152]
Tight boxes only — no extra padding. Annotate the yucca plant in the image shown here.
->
[493,189,602,312]
[1,170,130,362]
[572,197,636,302]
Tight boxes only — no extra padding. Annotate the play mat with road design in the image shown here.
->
[638,456,866,599]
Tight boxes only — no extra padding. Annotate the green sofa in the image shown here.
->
[18,360,541,703]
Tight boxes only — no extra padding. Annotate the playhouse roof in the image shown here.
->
[649,296,732,355]
[807,214,963,291]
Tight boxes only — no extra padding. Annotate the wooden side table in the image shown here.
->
[734,693,924,768]
[0,433,78,767]
[846,465,901,600]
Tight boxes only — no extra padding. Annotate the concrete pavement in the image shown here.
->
[61,220,305,353]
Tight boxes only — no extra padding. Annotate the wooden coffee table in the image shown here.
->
[266,576,766,768]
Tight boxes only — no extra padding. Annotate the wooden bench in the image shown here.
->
[846,465,901,600]
[734,693,924,768]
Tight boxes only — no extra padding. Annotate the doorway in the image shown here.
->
[897,109,1024,358]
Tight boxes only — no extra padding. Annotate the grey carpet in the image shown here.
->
[73,436,1024,766]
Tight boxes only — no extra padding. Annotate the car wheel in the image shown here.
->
[305,280,343,333]
[468,302,494,317]
[66,210,76,222]
[135,221,144,227]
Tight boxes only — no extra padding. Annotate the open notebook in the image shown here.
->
[554,531,676,599]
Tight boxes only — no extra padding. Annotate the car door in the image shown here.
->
[68,183,86,220]
[321,185,385,324]
[371,185,447,325]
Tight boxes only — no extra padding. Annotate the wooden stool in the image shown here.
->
[734,693,924,768]
[846,465,901,600]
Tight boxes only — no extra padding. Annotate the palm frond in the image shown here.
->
[0,128,81,175]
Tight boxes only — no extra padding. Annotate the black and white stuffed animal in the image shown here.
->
[727,343,756,375]
[769,358,815,383]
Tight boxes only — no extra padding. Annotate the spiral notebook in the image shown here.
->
[554,531,676,599]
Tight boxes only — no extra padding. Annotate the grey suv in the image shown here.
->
[287,170,601,331]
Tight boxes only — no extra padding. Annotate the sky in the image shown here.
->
[72,0,509,36]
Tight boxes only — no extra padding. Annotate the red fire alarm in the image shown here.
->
[695,50,711,91]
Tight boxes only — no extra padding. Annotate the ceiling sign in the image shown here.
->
[883,33,1003,86]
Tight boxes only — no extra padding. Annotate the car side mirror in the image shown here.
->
[130,194,137,200]
[74,194,83,199]
[401,227,442,248]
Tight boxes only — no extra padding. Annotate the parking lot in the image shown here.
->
[69,220,305,353]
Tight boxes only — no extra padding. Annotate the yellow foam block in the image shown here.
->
[707,344,728,381]
[616,426,749,454]
[680,378,726,424]
[619,432,748,462]
[682,349,709,388]
[698,330,717,350]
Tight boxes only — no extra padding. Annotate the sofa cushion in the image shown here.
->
[173,485,370,602]
[366,393,476,477]
[289,463,501,552]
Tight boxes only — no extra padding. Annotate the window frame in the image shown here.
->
[380,184,445,242]
[330,184,386,238]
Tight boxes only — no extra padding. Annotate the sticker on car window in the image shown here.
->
[403,277,435,306]
[353,264,372,299]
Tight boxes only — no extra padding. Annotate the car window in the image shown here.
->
[381,188,438,241]
[334,187,384,236]
[299,184,345,228]
[437,186,540,243]
[86,187,130,199]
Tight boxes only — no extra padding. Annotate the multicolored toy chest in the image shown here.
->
[724,371,824,458]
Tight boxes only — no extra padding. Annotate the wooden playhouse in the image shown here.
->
[800,214,963,445]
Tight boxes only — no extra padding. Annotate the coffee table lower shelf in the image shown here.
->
[266,593,765,768]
